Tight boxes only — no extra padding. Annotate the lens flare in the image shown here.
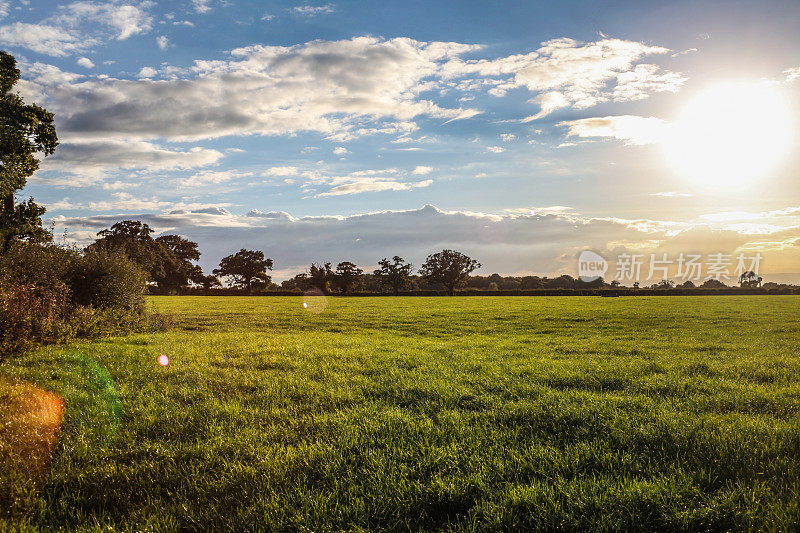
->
[302,288,328,314]
[158,354,170,366]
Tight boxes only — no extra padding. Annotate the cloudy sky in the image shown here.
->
[5,0,800,282]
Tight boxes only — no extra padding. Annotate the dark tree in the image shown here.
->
[678,280,696,288]
[700,278,727,289]
[88,220,169,281]
[308,262,334,294]
[373,256,413,295]
[738,270,762,288]
[196,274,222,290]
[1,52,58,213]
[154,234,202,292]
[0,197,52,253]
[333,261,363,294]
[419,249,481,296]
[213,249,273,291]
[1,52,58,251]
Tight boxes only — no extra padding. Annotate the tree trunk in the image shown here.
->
[2,192,13,213]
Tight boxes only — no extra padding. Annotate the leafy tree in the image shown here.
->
[373,256,413,295]
[738,270,762,288]
[1,51,58,213]
[333,261,363,294]
[153,234,202,292]
[213,249,273,291]
[196,274,222,290]
[653,279,675,289]
[308,262,334,294]
[88,220,169,281]
[0,197,52,253]
[678,280,696,288]
[700,278,727,289]
[419,249,481,296]
[281,273,310,291]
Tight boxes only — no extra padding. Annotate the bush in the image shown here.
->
[0,243,160,359]
[67,248,147,312]
[0,282,72,358]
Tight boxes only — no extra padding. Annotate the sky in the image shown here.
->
[3,0,800,283]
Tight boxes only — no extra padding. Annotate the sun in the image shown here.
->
[663,81,794,189]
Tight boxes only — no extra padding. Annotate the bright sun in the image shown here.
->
[664,82,794,189]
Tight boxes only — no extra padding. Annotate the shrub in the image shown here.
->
[0,282,72,359]
[67,248,147,312]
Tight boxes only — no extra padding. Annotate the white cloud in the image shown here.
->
[51,1,155,40]
[39,140,224,181]
[559,115,671,145]
[486,146,505,153]
[265,166,300,176]
[445,37,684,119]
[24,37,480,143]
[136,66,158,78]
[333,146,348,155]
[291,4,334,16]
[261,13,275,21]
[412,165,433,175]
[0,1,9,19]
[179,170,253,187]
[191,0,212,14]
[156,35,169,50]
[785,67,800,82]
[318,178,432,197]
[500,133,516,142]
[0,22,87,56]
[76,57,95,68]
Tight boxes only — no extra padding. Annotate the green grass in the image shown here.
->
[2,295,800,531]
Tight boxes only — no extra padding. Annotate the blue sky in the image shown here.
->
[4,0,800,281]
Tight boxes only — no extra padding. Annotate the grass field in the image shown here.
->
[2,295,800,531]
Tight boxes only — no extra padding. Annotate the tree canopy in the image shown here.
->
[373,256,413,295]
[334,261,363,294]
[308,262,333,294]
[213,249,273,291]
[419,249,481,295]
[1,51,58,209]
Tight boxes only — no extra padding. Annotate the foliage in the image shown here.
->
[153,234,203,292]
[419,249,481,295]
[373,256,413,295]
[195,274,222,290]
[213,248,273,291]
[0,51,58,203]
[0,198,52,253]
[308,262,333,294]
[3,295,800,530]
[67,247,147,311]
[88,221,169,282]
[0,281,71,358]
[700,278,728,288]
[333,261,363,294]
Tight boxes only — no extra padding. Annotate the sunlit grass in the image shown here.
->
[2,295,800,530]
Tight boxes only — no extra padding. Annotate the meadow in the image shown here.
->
[2,295,800,531]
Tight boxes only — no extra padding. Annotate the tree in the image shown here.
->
[0,197,52,253]
[738,270,762,288]
[1,51,58,213]
[700,278,727,289]
[88,220,169,281]
[334,261,362,294]
[153,234,202,292]
[213,249,273,291]
[196,274,222,290]
[653,279,675,289]
[373,256,413,295]
[419,249,481,296]
[308,262,334,294]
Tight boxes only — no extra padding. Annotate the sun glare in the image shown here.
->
[664,82,794,189]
